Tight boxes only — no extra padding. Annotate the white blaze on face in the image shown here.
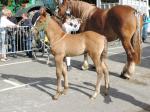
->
[66,8,71,15]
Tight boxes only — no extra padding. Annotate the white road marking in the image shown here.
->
[142,56,150,60]
[0,81,42,92]
[108,51,125,55]
[0,60,32,67]
[109,46,122,49]
[3,79,20,86]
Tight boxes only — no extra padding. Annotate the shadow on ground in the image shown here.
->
[0,73,150,111]
[108,46,150,69]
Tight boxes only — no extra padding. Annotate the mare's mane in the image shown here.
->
[51,16,63,27]
[69,0,97,20]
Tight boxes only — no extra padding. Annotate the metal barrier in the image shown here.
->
[97,0,149,15]
[0,26,33,55]
[98,3,120,9]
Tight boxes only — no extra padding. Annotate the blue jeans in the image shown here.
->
[0,30,6,57]
[25,36,33,57]
[142,24,148,40]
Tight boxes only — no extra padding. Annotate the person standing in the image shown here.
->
[20,13,33,58]
[0,9,17,61]
[142,13,150,42]
[7,10,18,58]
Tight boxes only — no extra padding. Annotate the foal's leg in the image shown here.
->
[81,53,89,70]
[90,54,104,99]
[102,61,110,95]
[53,55,64,100]
[62,62,69,95]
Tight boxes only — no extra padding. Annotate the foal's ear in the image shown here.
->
[63,0,70,4]
[39,7,47,17]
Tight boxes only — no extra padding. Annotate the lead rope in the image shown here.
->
[50,33,67,48]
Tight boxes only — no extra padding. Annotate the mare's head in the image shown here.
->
[32,7,49,40]
[56,0,71,19]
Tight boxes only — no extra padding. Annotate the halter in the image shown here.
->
[50,33,67,48]
[65,1,72,16]
[33,15,51,32]
[33,14,67,48]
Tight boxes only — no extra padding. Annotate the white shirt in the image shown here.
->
[0,16,16,28]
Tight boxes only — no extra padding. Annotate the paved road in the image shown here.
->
[0,39,150,112]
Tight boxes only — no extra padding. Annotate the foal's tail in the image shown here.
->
[132,11,142,64]
[101,37,108,62]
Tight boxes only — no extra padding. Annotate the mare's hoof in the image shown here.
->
[120,72,131,80]
[81,65,89,71]
[90,96,96,100]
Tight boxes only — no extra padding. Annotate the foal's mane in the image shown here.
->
[69,0,97,20]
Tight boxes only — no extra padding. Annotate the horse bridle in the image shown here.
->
[54,1,72,21]
[33,14,67,48]
[33,15,51,33]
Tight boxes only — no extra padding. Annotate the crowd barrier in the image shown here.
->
[0,26,33,55]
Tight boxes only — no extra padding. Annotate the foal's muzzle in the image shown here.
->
[31,27,39,38]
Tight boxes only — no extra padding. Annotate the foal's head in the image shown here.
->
[32,7,48,39]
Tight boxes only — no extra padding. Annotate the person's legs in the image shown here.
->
[11,33,17,58]
[142,26,148,42]
[66,57,72,71]
[26,36,33,58]
[1,30,7,61]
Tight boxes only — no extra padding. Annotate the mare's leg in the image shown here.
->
[121,61,135,79]
[120,39,136,79]
[81,53,89,70]
[53,55,64,100]
[90,54,104,99]
[62,62,69,95]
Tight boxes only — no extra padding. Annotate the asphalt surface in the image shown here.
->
[0,38,150,112]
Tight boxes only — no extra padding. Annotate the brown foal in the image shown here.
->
[32,9,109,100]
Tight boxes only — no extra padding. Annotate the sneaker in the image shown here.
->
[1,58,7,62]
[142,38,146,42]
[12,54,17,58]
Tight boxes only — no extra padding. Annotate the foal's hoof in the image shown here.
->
[52,96,58,100]
[46,61,50,65]
[52,92,62,100]
[90,93,98,100]
[104,89,109,96]
[120,72,131,80]
[62,88,68,95]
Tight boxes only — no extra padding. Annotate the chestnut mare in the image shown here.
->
[32,8,109,100]
[57,0,143,79]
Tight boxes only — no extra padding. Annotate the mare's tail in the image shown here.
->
[132,11,143,64]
